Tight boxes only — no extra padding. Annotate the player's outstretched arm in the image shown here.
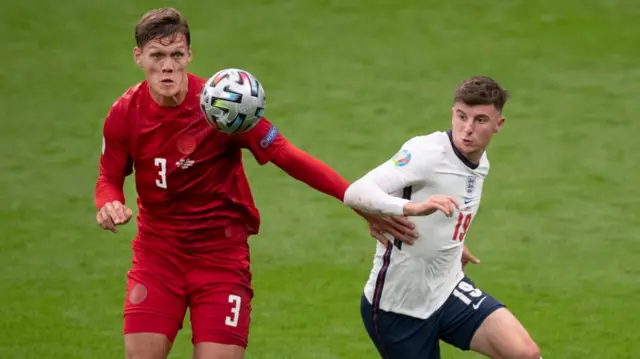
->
[236,118,417,244]
[269,142,349,201]
[95,101,134,233]
[345,171,460,218]
[343,138,428,216]
[343,172,412,216]
[344,136,459,218]
[236,118,351,202]
[269,142,418,244]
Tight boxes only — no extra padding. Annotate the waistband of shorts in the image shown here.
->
[136,223,250,242]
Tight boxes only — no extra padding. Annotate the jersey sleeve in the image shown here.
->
[269,142,350,201]
[343,136,441,216]
[94,100,133,210]
[234,117,287,165]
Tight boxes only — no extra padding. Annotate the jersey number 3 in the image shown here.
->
[154,157,167,189]
[452,213,473,242]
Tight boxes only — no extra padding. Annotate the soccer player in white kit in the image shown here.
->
[344,77,542,359]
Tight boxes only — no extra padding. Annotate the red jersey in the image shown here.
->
[96,73,286,242]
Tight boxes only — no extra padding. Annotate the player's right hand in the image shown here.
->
[403,195,460,217]
[96,201,133,233]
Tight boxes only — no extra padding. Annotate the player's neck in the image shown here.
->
[149,76,189,107]
[463,150,484,165]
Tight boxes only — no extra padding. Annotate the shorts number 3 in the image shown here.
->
[225,294,242,327]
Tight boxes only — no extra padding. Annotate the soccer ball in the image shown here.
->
[200,68,266,134]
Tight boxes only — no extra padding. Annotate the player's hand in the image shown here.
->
[403,195,459,217]
[358,211,418,246]
[461,244,480,269]
[96,201,133,233]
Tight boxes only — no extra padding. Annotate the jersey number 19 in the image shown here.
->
[452,213,472,242]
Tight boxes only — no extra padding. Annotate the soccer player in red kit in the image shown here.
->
[95,8,416,359]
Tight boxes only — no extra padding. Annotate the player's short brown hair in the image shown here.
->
[135,8,191,48]
[454,76,510,112]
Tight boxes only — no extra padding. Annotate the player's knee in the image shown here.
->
[510,339,540,359]
[473,308,540,359]
[522,341,541,359]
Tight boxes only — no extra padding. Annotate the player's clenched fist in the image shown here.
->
[402,195,460,217]
[96,201,133,233]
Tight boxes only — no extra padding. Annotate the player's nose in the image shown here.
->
[464,122,475,134]
[161,60,174,73]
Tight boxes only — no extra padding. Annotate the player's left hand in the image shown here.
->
[462,244,480,269]
[358,211,418,246]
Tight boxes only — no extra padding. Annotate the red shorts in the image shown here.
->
[123,225,253,347]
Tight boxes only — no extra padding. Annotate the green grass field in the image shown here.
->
[2,1,639,358]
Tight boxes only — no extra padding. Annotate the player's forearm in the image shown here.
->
[95,174,126,210]
[343,179,409,216]
[271,143,349,201]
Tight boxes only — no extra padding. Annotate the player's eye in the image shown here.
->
[171,52,184,58]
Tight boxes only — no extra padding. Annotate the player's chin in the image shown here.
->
[457,141,474,152]
[155,85,180,98]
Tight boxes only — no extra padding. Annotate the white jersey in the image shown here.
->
[344,130,489,320]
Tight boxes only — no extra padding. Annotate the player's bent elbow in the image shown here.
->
[343,182,365,208]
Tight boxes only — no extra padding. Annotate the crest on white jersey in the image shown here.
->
[466,176,476,196]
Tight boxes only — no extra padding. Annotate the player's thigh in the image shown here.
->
[125,333,173,359]
[469,307,540,359]
[124,278,187,356]
[439,277,540,359]
[124,246,188,344]
[360,294,440,359]
[193,342,245,359]
[438,276,505,352]
[188,228,253,348]
[188,282,253,348]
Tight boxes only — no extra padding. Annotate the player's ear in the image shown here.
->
[495,117,505,133]
[133,47,142,67]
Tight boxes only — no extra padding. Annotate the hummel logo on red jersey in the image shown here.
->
[176,158,195,169]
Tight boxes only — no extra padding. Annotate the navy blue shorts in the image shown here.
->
[361,276,505,359]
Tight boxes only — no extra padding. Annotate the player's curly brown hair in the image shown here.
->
[454,76,510,112]
[135,8,191,48]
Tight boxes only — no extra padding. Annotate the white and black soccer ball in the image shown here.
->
[200,68,266,134]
